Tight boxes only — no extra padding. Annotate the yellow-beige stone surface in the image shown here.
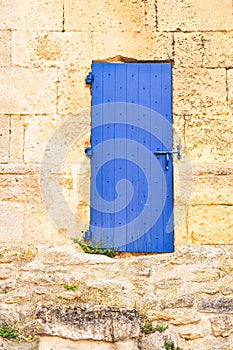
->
[157,0,233,31]
[0,1,233,348]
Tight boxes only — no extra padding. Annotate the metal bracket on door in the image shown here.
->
[154,146,181,171]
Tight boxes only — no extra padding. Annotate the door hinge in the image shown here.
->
[86,72,94,85]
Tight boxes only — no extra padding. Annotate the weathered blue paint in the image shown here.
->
[88,62,173,252]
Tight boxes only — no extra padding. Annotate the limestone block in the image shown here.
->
[179,325,204,340]
[12,31,92,68]
[116,340,139,350]
[39,337,138,350]
[141,328,182,350]
[0,339,37,350]
[174,33,203,68]
[188,205,233,244]
[0,68,57,114]
[25,204,58,245]
[227,69,233,111]
[185,114,233,163]
[0,31,11,66]
[144,0,157,30]
[170,311,201,325]
[93,31,173,61]
[198,297,233,313]
[0,116,9,163]
[173,156,193,206]
[173,113,185,144]
[24,115,64,164]
[173,68,227,116]
[0,0,63,30]
[211,315,233,337]
[191,175,233,205]
[0,174,41,203]
[203,33,233,68]
[36,304,140,341]
[64,0,144,32]
[9,116,24,163]
[161,294,194,309]
[58,68,91,115]
[157,0,233,31]
[0,202,24,242]
[174,205,188,245]
[192,164,233,176]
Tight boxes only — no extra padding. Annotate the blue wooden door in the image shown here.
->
[86,62,173,252]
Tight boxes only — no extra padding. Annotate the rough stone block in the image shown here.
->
[0,202,24,242]
[174,205,188,245]
[0,116,9,163]
[188,205,233,244]
[157,0,233,31]
[12,31,92,68]
[211,315,233,337]
[179,325,204,340]
[185,114,233,163]
[24,115,64,164]
[9,116,24,163]
[64,0,144,32]
[173,156,193,206]
[144,0,157,30]
[192,164,233,176]
[0,68,57,114]
[58,69,91,115]
[227,69,233,111]
[174,33,203,67]
[191,175,233,205]
[0,0,63,30]
[203,32,233,68]
[39,337,138,350]
[36,304,140,341]
[0,174,41,203]
[198,297,233,313]
[0,164,40,175]
[0,31,11,66]
[173,68,227,116]
[161,294,194,309]
[93,31,173,61]
[171,311,201,325]
[25,204,58,245]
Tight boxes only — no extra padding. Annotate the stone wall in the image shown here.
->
[0,245,233,349]
[0,1,233,349]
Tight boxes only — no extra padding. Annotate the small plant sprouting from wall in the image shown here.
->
[141,321,168,335]
[71,237,118,258]
[0,322,18,339]
[64,285,77,291]
[164,340,193,350]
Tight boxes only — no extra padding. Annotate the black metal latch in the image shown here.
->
[154,146,181,171]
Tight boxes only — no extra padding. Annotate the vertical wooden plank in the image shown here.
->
[102,63,115,248]
[161,64,174,252]
[90,63,104,245]
[138,64,152,252]
[150,64,164,252]
[126,63,139,252]
[115,63,127,251]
